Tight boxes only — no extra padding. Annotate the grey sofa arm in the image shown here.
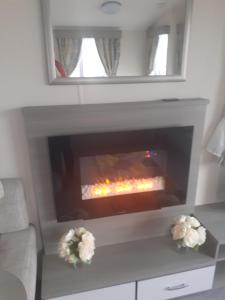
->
[0,270,27,300]
[0,178,29,234]
[0,178,37,300]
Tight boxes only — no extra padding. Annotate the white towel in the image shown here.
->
[207,117,225,165]
[0,181,4,199]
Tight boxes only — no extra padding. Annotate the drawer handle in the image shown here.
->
[165,283,189,291]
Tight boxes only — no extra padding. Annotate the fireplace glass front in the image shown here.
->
[48,126,193,221]
[80,150,166,200]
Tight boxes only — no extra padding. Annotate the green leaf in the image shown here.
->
[69,254,79,265]
[193,245,199,252]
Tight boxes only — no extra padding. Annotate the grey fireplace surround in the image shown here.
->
[23,98,208,254]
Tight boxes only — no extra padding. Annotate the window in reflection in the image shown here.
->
[49,0,190,81]
[150,34,168,76]
[71,38,107,78]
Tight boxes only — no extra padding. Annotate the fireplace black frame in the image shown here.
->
[48,126,193,221]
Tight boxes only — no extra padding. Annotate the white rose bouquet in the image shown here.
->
[58,227,95,267]
[171,215,206,251]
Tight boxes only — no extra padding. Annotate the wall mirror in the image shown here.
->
[42,0,193,84]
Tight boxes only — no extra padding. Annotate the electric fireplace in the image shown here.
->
[48,126,193,221]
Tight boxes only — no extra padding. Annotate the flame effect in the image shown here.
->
[82,177,164,200]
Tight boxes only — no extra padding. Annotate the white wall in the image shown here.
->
[1,0,225,230]
[117,30,147,76]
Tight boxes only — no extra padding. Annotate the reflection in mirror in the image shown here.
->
[45,0,192,83]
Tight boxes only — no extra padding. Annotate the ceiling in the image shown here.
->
[50,0,186,30]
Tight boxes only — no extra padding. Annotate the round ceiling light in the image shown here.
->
[101,1,122,15]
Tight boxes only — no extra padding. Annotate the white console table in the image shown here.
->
[42,235,216,300]
[195,202,225,289]
[42,202,225,300]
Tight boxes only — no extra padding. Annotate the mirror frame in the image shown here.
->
[42,0,193,85]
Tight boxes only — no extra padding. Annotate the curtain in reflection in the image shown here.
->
[55,36,82,77]
[147,26,170,75]
[174,24,185,75]
[148,35,159,75]
[95,37,121,77]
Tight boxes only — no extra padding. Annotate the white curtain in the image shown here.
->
[147,35,159,75]
[174,24,185,75]
[0,181,4,199]
[55,36,82,77]
[147,26,170,75]
[95,37,120,77]
[207,116,225,165]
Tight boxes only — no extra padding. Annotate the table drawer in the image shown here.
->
[137,266,215,300]
[49,282,135,300]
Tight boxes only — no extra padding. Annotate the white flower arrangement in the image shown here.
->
[171,215,206,250]
[58,227,95,267]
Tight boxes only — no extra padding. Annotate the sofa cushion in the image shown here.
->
[0,178,29,233]
[0,226,37,300]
